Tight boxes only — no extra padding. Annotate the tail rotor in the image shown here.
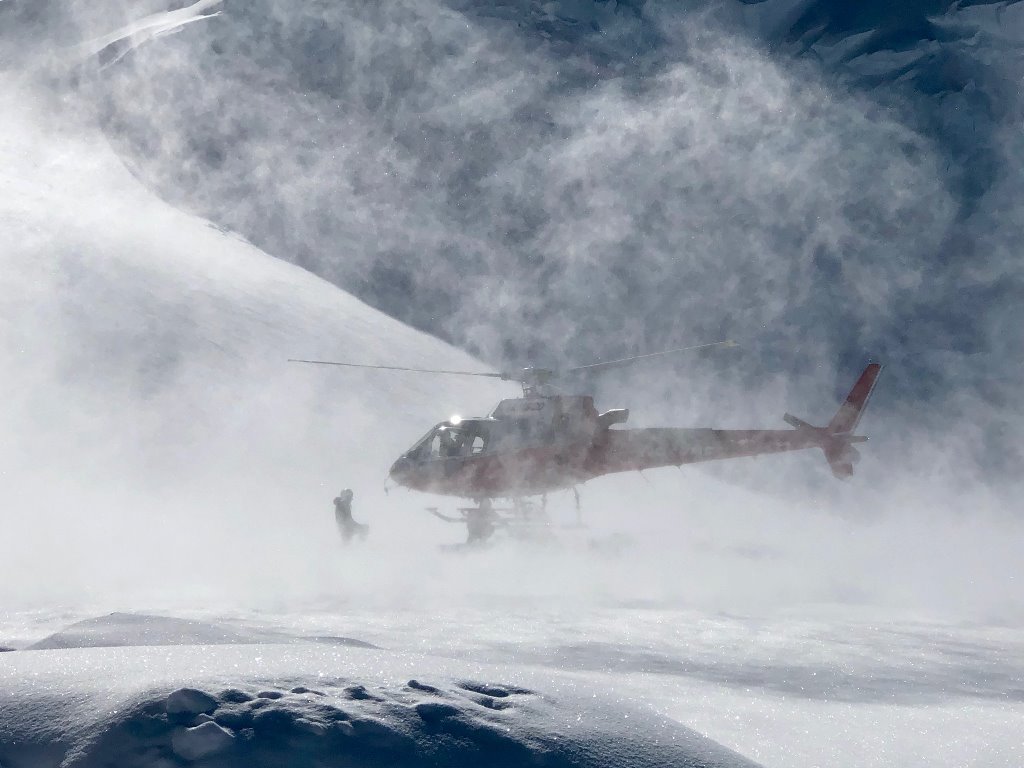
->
[783,363,883,479]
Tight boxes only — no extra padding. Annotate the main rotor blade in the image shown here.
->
[564,340,739,375]
[288,359,509,378]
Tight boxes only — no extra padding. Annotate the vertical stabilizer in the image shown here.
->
[827,363,883,436]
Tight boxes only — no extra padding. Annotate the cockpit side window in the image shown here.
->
[407,424,448,460]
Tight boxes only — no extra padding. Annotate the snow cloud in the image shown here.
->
[1,0,1021,618]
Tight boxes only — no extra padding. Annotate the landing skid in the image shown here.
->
[426,491,584,546]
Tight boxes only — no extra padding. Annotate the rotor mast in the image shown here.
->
[513,367,556,396]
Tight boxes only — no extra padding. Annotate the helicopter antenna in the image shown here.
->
[288,359,509,379]
[564,340,739,375]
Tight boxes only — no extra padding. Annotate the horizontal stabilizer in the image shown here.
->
[783,412,816,431]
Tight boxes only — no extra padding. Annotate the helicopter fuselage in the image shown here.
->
[389,422,858,498]
[386,367,880,499]
[290,347,880,501]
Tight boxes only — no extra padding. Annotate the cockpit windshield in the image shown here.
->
[408,421,489,460]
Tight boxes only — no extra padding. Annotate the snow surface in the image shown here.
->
[0,614,764,768]
[2,607,1022,768]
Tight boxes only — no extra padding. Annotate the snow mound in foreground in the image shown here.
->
[0,643,762,768]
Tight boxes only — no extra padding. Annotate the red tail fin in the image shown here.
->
[828,363,883,436]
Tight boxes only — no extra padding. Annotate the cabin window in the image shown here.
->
[472,436,485,454]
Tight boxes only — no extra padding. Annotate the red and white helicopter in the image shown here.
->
[292,344,881,543]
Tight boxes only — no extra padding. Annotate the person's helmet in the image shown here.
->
[340,489,354,501]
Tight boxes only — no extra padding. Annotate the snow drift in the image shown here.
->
[0,613,762,768]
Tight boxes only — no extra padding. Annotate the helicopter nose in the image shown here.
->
[389,456,412,481]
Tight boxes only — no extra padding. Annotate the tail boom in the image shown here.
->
[583,363,882,481]
[584,426,830,477]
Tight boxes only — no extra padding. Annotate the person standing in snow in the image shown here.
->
[465,498,498,545]
[333,489,368,543]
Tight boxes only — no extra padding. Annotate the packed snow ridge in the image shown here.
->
[78,680,555,766]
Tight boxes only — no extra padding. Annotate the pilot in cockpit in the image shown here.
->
[439,427,463,458]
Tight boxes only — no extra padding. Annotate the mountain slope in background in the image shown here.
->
[0,76,520,605]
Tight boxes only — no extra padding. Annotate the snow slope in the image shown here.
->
[0,72,525,606]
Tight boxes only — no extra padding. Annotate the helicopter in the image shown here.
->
[291,343,882,544]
